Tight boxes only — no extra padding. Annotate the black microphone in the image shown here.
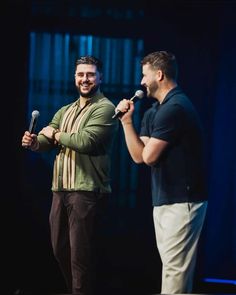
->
[28,110,40,133]
[112,90,144,119]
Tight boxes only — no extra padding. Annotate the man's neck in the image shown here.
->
[79,89,100,108]
[157,82,178,104]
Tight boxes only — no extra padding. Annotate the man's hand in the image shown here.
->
[39,126,55,140]
[115,99,135,124]
[22,131,39,150]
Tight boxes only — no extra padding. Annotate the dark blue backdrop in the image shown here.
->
[2,1,236,294]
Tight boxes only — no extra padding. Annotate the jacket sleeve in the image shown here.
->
[58,102,118,155]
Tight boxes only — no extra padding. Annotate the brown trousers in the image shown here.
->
[49,191,109,295]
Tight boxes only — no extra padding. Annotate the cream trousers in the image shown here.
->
[153,201,207,294]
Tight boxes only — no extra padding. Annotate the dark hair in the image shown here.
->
[141,51,178,80]
[75,55,103,72]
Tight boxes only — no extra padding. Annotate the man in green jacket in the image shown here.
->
[22,55,118,295]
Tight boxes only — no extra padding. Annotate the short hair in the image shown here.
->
[141,51,178,80]
[75,55,103,72]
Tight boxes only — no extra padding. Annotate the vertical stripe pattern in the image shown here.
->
[53,101,91,190]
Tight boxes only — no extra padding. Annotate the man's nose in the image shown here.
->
[82,74,89,81]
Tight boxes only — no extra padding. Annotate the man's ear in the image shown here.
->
[156,70,164,81]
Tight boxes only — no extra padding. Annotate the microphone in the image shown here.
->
[112,90,144,119]
[28,110,40,133]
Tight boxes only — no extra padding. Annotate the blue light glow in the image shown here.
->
[204,278,236,285]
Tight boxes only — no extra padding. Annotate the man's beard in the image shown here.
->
[77,84,100,98]
[146,80,158,98]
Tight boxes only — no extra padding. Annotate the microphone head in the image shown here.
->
[135,90,144,99]
[32,110,40,118]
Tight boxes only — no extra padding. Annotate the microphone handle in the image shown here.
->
[23,117,37,149]
[112,110,122,119]
[29,118,37,134]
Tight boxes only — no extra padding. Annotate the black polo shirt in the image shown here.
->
[140,86,208,206]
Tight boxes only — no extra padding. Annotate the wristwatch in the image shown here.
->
[52,128,60,142]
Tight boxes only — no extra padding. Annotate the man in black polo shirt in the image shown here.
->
[115,51,208,293]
